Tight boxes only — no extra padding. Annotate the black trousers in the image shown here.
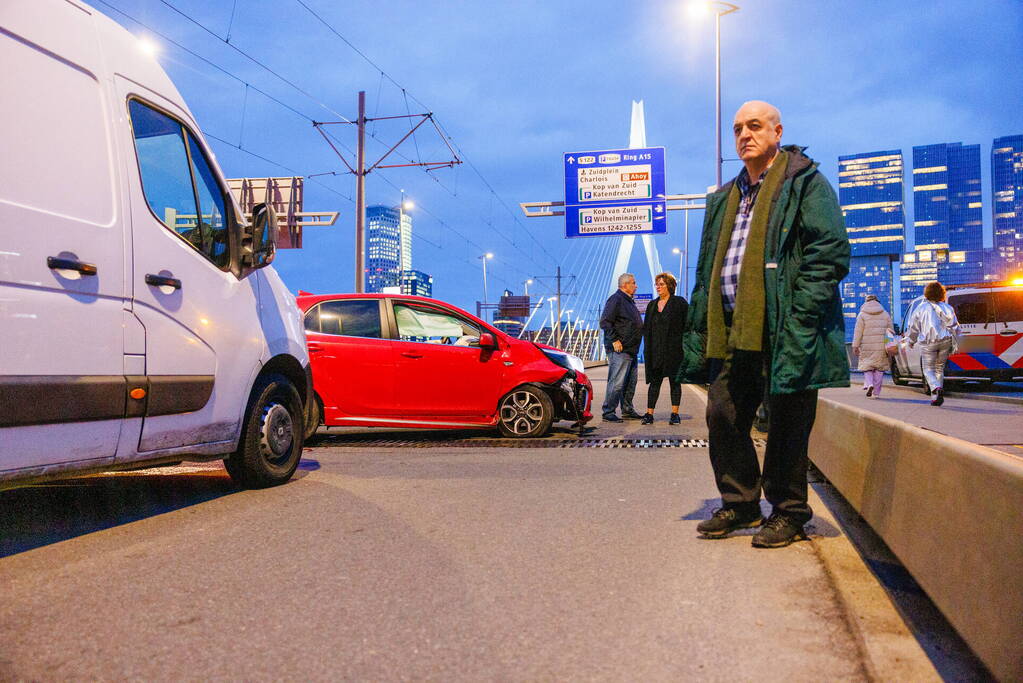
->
[706,350,818,524]
[647,374,682,409]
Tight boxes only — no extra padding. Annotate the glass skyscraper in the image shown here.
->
[837,150,905,341]
[838,150,906,257]
[899,142,984,311]
[912,142,983,252]
[992,135,1023,268]
[366,204,416,293]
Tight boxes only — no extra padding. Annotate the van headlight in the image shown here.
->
[541,348,585,374]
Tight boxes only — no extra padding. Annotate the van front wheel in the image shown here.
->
[225,374,304,488]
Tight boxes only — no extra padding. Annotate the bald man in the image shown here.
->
[677,101,850,547]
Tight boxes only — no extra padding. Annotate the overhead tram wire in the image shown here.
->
[94,2,355,204]
[154,0,419,168]
[157,0,553,277]
[107,0,555,278]
[159,0,352,124]
[291,0,560,270]
[161,0,443,171]
[96,1,322,126]
[202,131,353,203]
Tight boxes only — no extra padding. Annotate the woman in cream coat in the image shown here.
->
[852,294,893,398]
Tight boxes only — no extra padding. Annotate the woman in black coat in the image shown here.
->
[642,272,688,425]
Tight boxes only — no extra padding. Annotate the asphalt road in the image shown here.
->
[1,369,967,681]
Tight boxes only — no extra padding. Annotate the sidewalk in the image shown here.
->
[820,382,1023,457]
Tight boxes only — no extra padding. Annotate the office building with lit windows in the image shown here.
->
[897,142,985,311]
[912,142,983,252]
[839,150,906,258]
[399,269,433,297]
[365,204,413,293]
[992,135,1023,268]
[837,150,905,341]
[899,247,1004,313]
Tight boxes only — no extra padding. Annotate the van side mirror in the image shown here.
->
[239,203,278,274]
[478,332,498,350]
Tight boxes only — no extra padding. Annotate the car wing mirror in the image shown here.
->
[478,332,498,350]
[238,203,278,276]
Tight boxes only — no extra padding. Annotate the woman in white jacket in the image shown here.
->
[905,281,961,406]
[852,294,893,398]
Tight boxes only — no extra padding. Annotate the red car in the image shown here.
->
[296,293,593,438]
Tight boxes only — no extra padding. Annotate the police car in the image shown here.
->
[891,281,1023,389]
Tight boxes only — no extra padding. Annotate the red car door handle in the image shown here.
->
[308,343,324,353]
[401,352,423,359]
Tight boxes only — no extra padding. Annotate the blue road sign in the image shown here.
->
[563,147,667,238]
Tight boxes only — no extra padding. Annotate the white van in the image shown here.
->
[891,283,1023,389]
[0,1,312,489]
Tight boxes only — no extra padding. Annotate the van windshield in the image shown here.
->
[994,290,1023,324]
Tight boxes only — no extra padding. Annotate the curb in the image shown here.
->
[809,397,1023,681]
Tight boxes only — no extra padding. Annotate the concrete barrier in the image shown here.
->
[809,398,1023,681]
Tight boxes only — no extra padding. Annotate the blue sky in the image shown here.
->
[103,0,1023,323]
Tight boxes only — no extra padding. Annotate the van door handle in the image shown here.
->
[401,352,423,359]
[47,256,97,275]
[145,273,182,289]
[1001,328,1018,335]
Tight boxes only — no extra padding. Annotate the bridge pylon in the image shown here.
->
[607,101,664,297]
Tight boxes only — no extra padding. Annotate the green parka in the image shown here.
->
[677,145,851,394]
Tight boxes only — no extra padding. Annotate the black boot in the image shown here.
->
[931,388,944,406]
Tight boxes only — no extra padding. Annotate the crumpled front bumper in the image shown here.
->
[552,370,593,424]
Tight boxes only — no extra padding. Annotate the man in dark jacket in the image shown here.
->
[599,273,643,422]
[677,100,850,548]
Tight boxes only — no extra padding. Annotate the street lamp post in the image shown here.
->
[523,279,533,296]
[714,2,739,189]
[480,252,493,313]
[691,1,740,190]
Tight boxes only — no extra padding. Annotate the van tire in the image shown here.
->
[225,373,304,488]
[497,385,554,438]
[304,393,322,442]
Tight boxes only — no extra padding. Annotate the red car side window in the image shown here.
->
[393,303,479,345]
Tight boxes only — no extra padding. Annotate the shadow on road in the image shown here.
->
[0,470,238,558]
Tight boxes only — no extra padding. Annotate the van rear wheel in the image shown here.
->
[225,373,304,488]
